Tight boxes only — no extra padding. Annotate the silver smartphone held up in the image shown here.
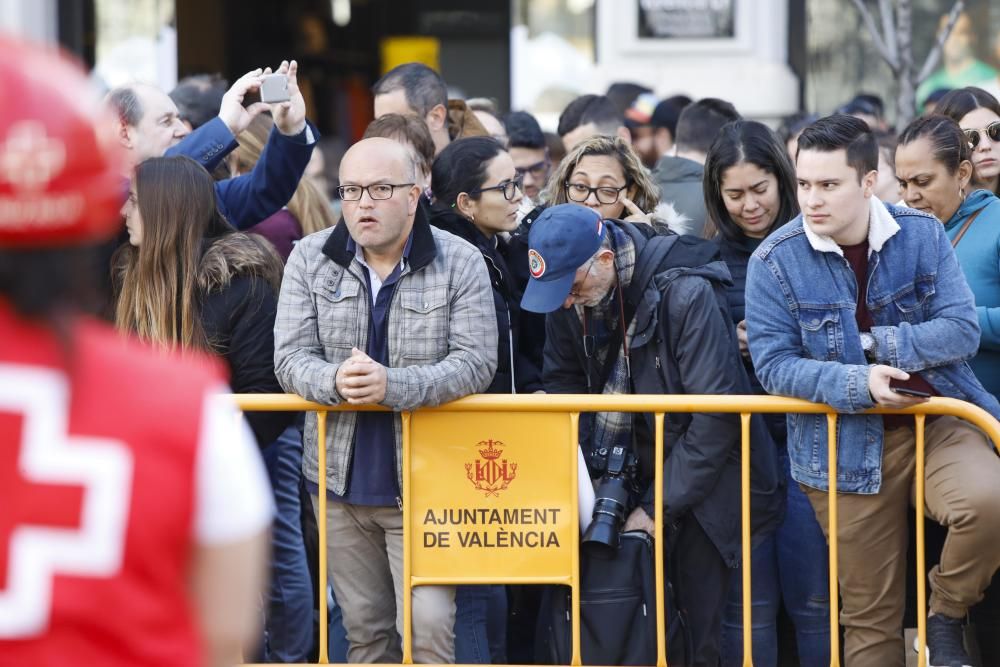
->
[260,73,290,104]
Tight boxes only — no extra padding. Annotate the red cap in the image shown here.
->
[0,36,125,247]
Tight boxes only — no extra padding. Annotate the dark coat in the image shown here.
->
[543,222,783,566]
[428,206,543,394]
[199,233,293,447]
[715,233,787,444]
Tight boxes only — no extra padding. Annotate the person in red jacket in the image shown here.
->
[0,36,273,667]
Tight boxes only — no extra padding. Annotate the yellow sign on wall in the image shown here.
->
[380,36,440,76]
[409,412,575,582]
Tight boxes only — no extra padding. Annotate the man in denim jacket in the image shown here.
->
[745,115,1000,667]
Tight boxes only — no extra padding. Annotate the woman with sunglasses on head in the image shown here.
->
[703,120,831,667]
[542,134,687,232]
[936,86,1000,197]
[429,136,543,664]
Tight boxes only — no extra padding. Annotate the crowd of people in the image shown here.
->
[5,31,1000,667]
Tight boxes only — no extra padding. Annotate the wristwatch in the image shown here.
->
[860,332,877,361]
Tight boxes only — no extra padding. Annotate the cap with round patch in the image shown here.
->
[521,204,606,313]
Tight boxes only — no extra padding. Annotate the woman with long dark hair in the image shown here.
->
[704,120,831,667]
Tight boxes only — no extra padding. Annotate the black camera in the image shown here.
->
[582,444,640,551]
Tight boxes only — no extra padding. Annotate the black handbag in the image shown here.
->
[535,530,691,665]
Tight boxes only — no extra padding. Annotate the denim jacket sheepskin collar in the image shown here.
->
[745,197,1000,494]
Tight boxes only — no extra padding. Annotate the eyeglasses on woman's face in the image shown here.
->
[468,175,524,201]
[565,182,628,205]
[338,183,414,201]
[964,121,1000,149]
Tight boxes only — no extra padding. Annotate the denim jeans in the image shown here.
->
[454,585,508,664]
[721,451,830,667]
[261,424,315,662]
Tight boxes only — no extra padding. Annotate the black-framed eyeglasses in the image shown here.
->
[338,183,414,201]
[964,121,1000,149]
[515,159,550,180]
[565,182,628,205]
[468,175,524,201]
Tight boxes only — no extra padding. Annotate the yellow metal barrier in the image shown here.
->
[235,394,1000,667]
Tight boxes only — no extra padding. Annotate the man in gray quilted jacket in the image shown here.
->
[274,137,498,663]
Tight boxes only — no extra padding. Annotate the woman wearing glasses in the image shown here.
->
[429,136,543,664]
[936,87,1000,197]
[542,135,686,232]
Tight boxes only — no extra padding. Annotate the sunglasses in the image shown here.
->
[964,121,1000,149]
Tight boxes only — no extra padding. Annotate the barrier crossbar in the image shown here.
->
[234,393,1000,667]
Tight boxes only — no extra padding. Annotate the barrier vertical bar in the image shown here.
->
[826,413,841,667]
[317,411,329,663]
[915,415,927,666]
[402,411,413,664]
[740,413,753,667]
[654,413,667,667]
[570,412,582,667]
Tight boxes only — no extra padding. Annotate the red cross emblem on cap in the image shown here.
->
[0,121,67,192]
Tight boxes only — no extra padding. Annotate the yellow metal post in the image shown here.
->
[740,413,753,667]
[402,412,413,665]
[826,413,841,667]
[915,415,927,667]
[570,412,582,667]
[654,413,667,667]
[317,411,329,664]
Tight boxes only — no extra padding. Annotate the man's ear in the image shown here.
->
[116,118,134,149]
[861,169,879,197]
[425,103,448,133]
[596,248,616,267]
[616,125,631,143]
[407,184,422,215]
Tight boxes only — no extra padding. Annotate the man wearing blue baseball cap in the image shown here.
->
[523,204,782,666]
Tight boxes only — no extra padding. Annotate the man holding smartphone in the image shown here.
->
[745,114,1000,667]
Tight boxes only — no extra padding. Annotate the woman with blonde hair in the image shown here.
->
[542,134,686,231]
[233,113,338,260]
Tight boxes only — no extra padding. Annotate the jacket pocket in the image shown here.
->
[888,277,935,324]
[797,306,841,361]
[312,278,362,351]
[396,286,450,360]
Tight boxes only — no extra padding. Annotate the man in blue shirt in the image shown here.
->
[107,60,317,230]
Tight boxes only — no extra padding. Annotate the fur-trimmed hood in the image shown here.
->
[198,232,284,295]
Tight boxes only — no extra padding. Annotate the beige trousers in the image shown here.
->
[313,498,456,664]
[805,416,1000,667]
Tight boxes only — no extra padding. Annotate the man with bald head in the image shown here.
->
[274,137,498,663]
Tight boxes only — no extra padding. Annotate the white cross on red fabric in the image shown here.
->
[0,365,133,638]
[0,121,67,192]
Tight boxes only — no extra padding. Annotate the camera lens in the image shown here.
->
[582,476,631,551]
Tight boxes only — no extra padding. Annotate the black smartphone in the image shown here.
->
[890,385,931,398]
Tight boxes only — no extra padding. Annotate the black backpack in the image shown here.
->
[534,531,691,666]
